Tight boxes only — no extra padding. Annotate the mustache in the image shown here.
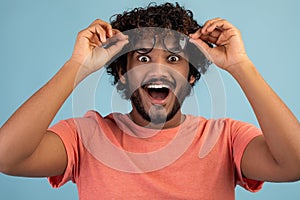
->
[141,78,176,89]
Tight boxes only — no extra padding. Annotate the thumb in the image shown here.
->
[92,35,128,68]
[103,32,129,58]
[105,38,129,58]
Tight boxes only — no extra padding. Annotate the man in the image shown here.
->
[0,2,299,199]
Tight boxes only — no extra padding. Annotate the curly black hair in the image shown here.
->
[106,2,211,98]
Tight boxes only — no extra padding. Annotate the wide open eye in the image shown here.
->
[137,55,151,62]
[167,55,180,63]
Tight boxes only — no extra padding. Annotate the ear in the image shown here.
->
[189,75,196,85]
[117,67,126,84]
[119,75,126,84]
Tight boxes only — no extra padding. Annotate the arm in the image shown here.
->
[190,18,300,182]
[0,19,128,177]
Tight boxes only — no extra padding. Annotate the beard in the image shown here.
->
[130,82,192,125]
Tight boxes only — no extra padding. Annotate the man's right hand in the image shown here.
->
[70,19,128,80]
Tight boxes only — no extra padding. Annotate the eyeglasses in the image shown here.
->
[129,31,189,54]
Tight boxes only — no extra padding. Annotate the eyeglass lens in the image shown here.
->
[130,32,188,54]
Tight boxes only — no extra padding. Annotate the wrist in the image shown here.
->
[64,59,91,85]
[226,59,259,84]
[225,57,254,75]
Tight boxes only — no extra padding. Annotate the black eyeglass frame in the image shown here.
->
[129,33,190,55]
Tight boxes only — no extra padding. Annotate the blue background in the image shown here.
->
[0,0,299,199]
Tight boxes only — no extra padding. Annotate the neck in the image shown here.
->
[128,109,186,129]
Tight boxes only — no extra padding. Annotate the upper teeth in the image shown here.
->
[147,84,170,89]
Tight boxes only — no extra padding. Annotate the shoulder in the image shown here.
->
[187,115,262,146]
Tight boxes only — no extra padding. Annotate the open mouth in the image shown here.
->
[142,83,173,103]
[146,84,170,99]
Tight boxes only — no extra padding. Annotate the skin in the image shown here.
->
[123,47,194,129]
[0,17,299,185]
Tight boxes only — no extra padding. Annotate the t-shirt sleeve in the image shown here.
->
[230,119,264,192]
[47,119,80,188]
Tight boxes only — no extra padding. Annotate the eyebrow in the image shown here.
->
[134,50,187,60]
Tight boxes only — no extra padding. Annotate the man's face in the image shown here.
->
[120,33,195,128]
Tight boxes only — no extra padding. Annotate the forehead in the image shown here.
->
[131,28,184,41]
[129,27,189,54]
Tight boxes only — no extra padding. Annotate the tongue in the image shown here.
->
[148,89,168,100]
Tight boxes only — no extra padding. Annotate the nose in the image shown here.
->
[146,50,173,74]
[145,62,171,80]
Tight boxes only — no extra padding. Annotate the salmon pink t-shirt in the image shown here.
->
[48,110,263,199]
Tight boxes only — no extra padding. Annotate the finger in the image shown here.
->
[93,37,129,65]
[190,31,215,46]
[201,18,222,34]
[215,28,237,45]
[189,29,202,39]
[106,39,129,57]
[101,31,128,49]
[89,19,113,37]
[202,18,232,34]
[201,18,239,46]
[190,27,221,43]
[111,29,128,40]
[85,24,109,44]
[198,35,219,46]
